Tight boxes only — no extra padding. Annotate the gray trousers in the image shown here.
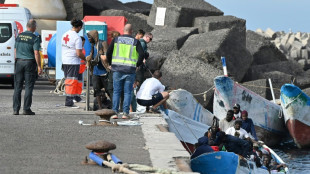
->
[13,59,37,112]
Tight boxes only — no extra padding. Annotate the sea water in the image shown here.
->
[274,147,310,174]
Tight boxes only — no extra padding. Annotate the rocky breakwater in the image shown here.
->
[256,28,310,70]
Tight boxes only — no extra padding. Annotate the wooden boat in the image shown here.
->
[280,84,310,148]
[213,76,287,146]
[167,89,215,126]
[191,146,289,174]
[163,110,289,174]
[191,151,269,174]
[166,89,215,152]
[163,109,210,153]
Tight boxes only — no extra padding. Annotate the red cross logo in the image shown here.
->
[45,34,52,41]
[63,34,70,44]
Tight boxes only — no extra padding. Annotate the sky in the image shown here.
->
[119,0,309,33]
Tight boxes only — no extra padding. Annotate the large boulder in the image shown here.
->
[246,30,287,65]
[178,28,252,82]
[123,1,152,15]
[244,71,293,100]
[83,0,133,16]
[100,9,153,34]
[241,79,270,100]
[146,50,168,71]
[161,51,222,108]
[295,70,310,89]
[149,27,198,53]
[146,27,198,70]
[243,60,304,82]
[147,0,223,28]
[194,15,245,34]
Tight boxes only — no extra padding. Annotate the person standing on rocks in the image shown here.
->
[61,19,86,108]
[13,19,42,115]
[106,24,144,118]
[136,32,153,85]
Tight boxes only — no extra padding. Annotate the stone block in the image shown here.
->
[146,27,198,70]
[193,15,245,34]
[287,34,296,45]
[256,28,264,34]
[292,40,303,50]
[301,38,309,47]
[246,30,287,65]
[296,32,302,40]
[280,33,291,46]
[243,60,304,82]
[148,27,198,53]
[302,87,310,96]
[290,49,299,59]
[179,28,252,82]
[147,0,223,28]
[83,0,133,16]
[298,59,307,68]
[247,71,293,100]
[265,28,276,39]
[302,49,309,59]
[146,50,168,71]
[123,1,152,15]
[241,79,270,100]
[100,9,153,33]
[160,51,222,108]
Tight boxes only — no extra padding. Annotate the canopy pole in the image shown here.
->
[268,78,276,103]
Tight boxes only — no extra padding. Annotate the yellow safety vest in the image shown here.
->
[112,36,139,68]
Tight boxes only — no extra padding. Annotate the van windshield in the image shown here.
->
[0,23,12,43]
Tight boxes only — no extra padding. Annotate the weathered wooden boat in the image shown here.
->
[166,89,215,152]
[280,84,310,148]
[191,146,289,174]
[213,76,287,146]
[191,151,269,174]
[163,110,289,174]
[163,109,210,153]
[167,89,215,126]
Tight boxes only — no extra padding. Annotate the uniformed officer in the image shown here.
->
[106,24,144,118]
[13,19,42,115]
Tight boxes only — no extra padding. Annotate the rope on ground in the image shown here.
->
[53,78,65,94]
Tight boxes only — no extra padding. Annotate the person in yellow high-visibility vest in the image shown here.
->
[106,24,144,119]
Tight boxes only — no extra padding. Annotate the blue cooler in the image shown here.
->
[84,21,107,41]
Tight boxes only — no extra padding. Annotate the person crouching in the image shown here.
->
[136,70,169,113]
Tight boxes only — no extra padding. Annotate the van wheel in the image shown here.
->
[11,81,14,88]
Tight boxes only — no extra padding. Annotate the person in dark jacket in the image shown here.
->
[241,110,258,141]
[217,131,251,158]
[13,19,42,115]
[106,24,144,118]
[191,136,214,159]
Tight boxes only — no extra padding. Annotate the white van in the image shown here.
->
[0,5,32,33]
[0,21,17,86]
[0,5,32,86]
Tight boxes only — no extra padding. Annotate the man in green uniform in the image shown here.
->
[13,19,42,115]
